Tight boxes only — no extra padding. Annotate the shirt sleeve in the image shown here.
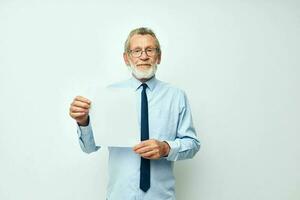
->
[164,91,201,161]
[76,118,100,154]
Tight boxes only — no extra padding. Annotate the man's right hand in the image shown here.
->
[69,96,91,126]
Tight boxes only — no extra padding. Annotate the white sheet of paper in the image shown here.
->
[89,87,139,147]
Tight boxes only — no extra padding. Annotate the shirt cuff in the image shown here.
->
[164,140,181,161]
[76,121,92,138]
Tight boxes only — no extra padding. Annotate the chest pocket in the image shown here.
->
[149,107,178,141]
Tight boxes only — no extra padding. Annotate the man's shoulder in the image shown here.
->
[157,79,186,96]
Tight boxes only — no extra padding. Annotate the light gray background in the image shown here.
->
[0,0,299,200]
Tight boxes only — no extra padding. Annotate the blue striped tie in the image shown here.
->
[140,83,150,192]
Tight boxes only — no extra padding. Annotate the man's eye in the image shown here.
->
[133,49,142,53]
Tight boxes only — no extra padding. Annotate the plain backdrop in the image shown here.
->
[0,0,299,200]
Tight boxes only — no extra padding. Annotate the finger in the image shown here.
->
[70,112,86,118]
[143,154,159,160]
[70,106,88,113]
[141,149,159,158]
[133,140,149,151]
[71,101,90,109]
[74,96,91,104]
[135,145,154,154]
[133,141,147,151]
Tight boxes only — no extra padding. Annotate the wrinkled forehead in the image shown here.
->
[129,34,157,49]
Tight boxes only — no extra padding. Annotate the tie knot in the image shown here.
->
[141,83,148,90]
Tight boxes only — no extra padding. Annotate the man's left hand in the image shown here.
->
[133,139,170,159]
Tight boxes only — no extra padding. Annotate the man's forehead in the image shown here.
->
[129,34,156,48]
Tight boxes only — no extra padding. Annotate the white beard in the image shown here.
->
[128,63,157,80]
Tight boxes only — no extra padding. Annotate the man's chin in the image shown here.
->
[128,64,157,80]
[132,68,156,80]
[136,65,152,70]
[132,71,155,80]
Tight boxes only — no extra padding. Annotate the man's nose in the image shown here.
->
[139,51,149,60]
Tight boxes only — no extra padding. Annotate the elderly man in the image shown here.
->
[69,27,200,200]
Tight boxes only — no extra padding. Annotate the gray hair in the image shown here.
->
[124,27,161,56]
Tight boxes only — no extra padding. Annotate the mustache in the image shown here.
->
[136,63,152,66]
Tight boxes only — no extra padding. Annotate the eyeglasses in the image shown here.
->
[129,48,158,58]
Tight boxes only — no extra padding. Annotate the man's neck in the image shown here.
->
[132,74,155,83]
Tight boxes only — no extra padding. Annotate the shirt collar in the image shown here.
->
[130,75,158,92]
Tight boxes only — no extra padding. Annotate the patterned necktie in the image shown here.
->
[140,83,150,192]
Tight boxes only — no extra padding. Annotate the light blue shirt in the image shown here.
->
[77,76,200,200]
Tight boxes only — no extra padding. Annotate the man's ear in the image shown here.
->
[157,53,161,64]
[123,53,130,66]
